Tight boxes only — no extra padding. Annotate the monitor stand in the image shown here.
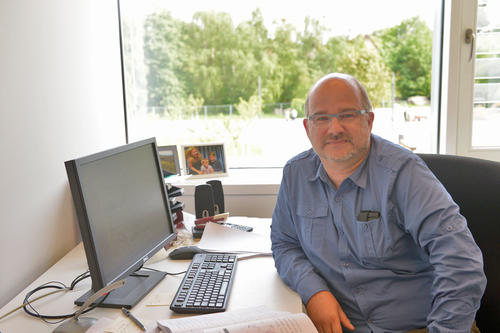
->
[74,270,167,309]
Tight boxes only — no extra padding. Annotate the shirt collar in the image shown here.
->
[347,152,369,189]
[307,152,324,182]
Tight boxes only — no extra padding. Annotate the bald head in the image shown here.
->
[305,73,372,116]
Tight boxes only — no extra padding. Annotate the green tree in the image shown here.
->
[236,9,281,105]
[291,97,306,117]
[179,10,280,107]
[236,95,263,119]
[374,17,432,99]
[314,36,345,79]
[143,11,186,111]
[270,20,310,104]
[142,8,425,115]
[121,19,148,113]
[180,11,237,104]
[334,36,392,107]
[298,16,329,83]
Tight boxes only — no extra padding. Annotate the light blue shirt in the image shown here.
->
[271,134,486,333]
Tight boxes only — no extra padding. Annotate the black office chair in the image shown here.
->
[418,154,500,331]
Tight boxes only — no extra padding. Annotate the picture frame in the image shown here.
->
[157,145,181,178]
[181,143,228,178]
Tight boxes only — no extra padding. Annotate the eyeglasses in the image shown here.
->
[307,110,368,127]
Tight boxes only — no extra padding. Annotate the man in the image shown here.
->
[270,73,486,333]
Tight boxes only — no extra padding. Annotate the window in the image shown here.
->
[118,0,441,169]
[472,0,500,148]
[443,0,500,161]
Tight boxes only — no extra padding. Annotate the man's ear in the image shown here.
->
[303,118,310,137]
[367,111,375,131]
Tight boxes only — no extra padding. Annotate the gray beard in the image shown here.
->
[323,152,355,162]
[319,144,369,163]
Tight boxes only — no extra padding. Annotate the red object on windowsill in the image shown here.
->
[193,212,230,229]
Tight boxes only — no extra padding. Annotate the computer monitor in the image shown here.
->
[65,138,176,308]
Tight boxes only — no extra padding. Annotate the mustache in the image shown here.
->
[322,134,352,143]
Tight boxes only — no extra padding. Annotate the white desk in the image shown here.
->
[0,216,301,332]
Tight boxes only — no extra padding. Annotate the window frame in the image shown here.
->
[440,0,500,161]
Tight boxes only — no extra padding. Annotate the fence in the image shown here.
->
[142,102,294,119]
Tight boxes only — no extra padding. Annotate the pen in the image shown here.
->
[121,307,146,331]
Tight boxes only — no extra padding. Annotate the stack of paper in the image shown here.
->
[196,222,271,254]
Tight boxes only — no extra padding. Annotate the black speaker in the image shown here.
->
[206,180,225,214]
[194,184,215,218]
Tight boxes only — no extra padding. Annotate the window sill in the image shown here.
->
[167,168,282,195]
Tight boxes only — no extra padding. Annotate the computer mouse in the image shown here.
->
[168,246,207,260]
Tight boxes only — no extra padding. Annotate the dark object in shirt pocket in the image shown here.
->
[357,210,381,222]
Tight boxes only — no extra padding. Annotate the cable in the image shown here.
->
[70,272,91,290]
[3,268,182,323]
[22,287,110,323]
[0,288,66,321]
[11,270,110,323]
[23,283,72,323]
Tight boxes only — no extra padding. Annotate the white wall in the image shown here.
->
[0,0,126,307]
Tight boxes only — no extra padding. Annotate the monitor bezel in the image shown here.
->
[65,137,176,295]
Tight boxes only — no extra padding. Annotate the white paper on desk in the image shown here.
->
[157,306,288,333]
[196,222,271,254]
[203,313,317,333]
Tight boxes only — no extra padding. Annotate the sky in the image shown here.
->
[123,0,439,37]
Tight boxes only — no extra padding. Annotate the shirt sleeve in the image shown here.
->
[270,168,330,304]
[395,158,487,332]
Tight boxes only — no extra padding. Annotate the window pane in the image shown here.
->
[120,0,439,168]
[472,0,500,148]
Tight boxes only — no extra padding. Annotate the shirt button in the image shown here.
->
[306,209,312,216]
[335,196,342,202]
[343,263,350,268]
[446,225,453,231]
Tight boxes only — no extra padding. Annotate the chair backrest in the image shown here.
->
[418,154,500,331]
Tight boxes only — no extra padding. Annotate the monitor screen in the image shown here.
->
[65,138,176,308]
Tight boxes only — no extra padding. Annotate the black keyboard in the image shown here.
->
[170,253,237,313]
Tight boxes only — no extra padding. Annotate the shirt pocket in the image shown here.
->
[354,217,384,259]
[296,203,330,246]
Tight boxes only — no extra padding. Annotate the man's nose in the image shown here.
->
[326,116,344,133]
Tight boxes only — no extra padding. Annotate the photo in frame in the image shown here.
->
[157,145,181,178]
[181,143,228,178]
